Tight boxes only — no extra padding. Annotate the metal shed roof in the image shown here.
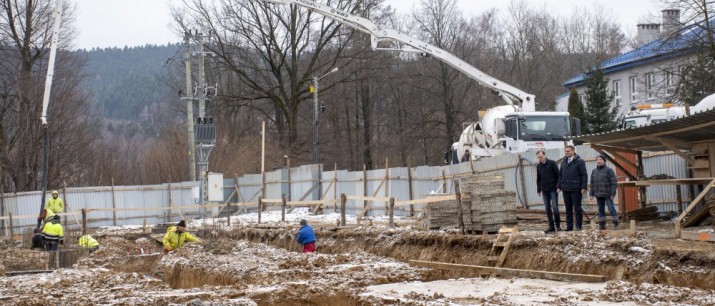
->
[572,107,715,151]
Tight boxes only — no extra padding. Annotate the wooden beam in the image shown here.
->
[658,140,696,166]
[408,260,607,283]
[645,136,693,149]
[675,179,715,238]
[590,144,640,155]
[634,178,714,186]
[680,230,715,242]
[608,151,639,171]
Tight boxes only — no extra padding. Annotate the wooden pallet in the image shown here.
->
[487,225,519,268]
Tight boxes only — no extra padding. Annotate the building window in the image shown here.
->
[579,94,584,104]
[646,73,656,99]
[665,70,675,94]
[629,76,638,103]
[612,80,621,106]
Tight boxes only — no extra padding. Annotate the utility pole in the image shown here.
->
[311,67,338,164]
[197,32,206,118]
[184,32,197,181]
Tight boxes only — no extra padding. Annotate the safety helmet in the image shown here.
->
[52,190,59,195]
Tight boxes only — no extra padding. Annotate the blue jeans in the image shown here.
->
[542,191,560,229]
[597,197,619,229]
[563,191,583,230]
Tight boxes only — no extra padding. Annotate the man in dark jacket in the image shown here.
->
[557,146,588,231]
[536,150,561,233]
[296,219,317,253]
[589,155,619,230]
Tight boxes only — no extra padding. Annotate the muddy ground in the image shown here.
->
[0,209,714,305]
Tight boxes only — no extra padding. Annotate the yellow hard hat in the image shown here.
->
[52,190,59,195]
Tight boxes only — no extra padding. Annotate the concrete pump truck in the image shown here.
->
[258,0,581,164]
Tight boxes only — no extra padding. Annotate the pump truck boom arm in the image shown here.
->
[260,0,535,111]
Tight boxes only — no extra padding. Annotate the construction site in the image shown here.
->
[2,0,715,305]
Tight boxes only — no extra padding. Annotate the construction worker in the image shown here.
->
[45,190,64,215]
[162,220,200,254]
[78,235,100,252]
[41,215,64,251]
[295,219,316,253]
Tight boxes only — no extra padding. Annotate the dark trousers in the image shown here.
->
[562,190,583,230]
[597,197,619,229]
[44,240,59,251]
[542,190,561,229]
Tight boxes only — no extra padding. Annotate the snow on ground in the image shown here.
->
[361,278,715,305]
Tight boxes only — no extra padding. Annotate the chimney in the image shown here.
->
[637,23,660,46]
[661,9,681,39]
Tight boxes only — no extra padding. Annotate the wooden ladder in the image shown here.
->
[487,225,519,268]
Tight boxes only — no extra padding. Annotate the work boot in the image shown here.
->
[565,227,573,232]
[613,221,619,230]
[544,228,555,234]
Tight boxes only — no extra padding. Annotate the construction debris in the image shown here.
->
[626,206,661,221]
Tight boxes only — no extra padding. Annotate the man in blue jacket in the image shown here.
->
[296,219,316,253]
[557,146,588,231]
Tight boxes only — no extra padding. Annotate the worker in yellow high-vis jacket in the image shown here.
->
[45,190,64,214]
[162,220,200,254]
[78,235,100,252]
[41,215,64,251]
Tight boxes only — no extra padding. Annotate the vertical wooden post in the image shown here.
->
[227,201,231,227]
[453,178,464,234]
[675,185,683,215]
[637,151,646,209]
[333,163,338,212]
[287,158,292,201]
[469,159,476,174]
[8,212,14,241]
[81,209,87,236]
[62,181,68,229]
[407,161,415,217]
[384,157,389,215]
[362,164,367,217]
[257,197,263,224]
[167,181,172,223]
[441,168,447,193]
[389,197,395,228]
[674,218,681,238]
[340,193,346,226]
[143,219,147,234]
[111,178,118,226]
[619,182,626,222]
[261,121,266,199]
[517,155,528,208]
[281,194,287,222]
[630,219,637,236]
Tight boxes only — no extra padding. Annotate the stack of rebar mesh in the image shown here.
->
[425,173,518,232]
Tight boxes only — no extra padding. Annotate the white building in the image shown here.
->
[557,9,706,115]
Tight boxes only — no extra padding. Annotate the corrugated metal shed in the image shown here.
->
[574,108,715,151]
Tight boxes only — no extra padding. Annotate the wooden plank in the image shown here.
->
[590,144,640,155]
[634,178,714,186]
[680,231,715,242]
[359,176,387,217]
[348,195,390,202]
[394,195,457,207]
[409,260,607,283]
[678,179,715,220]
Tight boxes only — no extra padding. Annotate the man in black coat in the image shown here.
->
[557,145,588,231]
[536,150,561,233]
[589,155,619,230]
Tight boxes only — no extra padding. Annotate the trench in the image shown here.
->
[226,227,715,291]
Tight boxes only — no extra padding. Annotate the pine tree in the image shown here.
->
[567,87,586,135]
[583,67,619,133]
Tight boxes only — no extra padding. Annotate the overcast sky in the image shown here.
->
[74,0,663,50]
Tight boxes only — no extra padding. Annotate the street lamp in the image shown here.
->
[312,67,338,164]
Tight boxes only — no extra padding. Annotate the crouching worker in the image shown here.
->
[295,219,316,253]
[41,215,64,251]
[162,220,201,254]
[78,235,100,252]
